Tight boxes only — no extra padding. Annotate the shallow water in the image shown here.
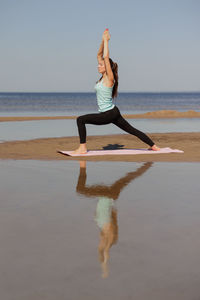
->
[0,160,200,300]
[1,118,200,142]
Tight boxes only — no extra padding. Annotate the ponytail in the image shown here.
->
[109,58,119,99]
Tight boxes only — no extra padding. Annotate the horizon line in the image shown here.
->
[0,90,200,94]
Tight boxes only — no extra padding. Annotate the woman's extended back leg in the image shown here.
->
[112,115,154,147]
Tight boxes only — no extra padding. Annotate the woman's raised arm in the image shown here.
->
[103,30,114,83]
[97,39,104,63]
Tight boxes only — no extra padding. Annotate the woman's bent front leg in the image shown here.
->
[72,111,115,154]
[73,113,111,154]
[76,111,116,144]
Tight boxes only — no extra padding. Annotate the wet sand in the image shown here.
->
[0,132,200,162]
[0,110,200,122]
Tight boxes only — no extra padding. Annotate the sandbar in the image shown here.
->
[0,132,200,162]
[0,110,200,122]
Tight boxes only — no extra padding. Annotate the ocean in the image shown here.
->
[1,92,200,142]
[0,92,200,116]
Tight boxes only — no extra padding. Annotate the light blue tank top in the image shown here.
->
[95,196,114,230]
[94,79,115,112]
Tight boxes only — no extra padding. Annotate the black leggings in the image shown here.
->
[76,106,154,147]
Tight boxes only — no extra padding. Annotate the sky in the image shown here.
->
[0,0,200,92]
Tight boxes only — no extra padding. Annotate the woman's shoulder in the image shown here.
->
[103,77,114,88]
[96,76,114,87]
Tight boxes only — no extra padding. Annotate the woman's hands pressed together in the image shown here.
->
[102,29,111,41]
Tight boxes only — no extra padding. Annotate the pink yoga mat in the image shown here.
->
[58,147,184,157]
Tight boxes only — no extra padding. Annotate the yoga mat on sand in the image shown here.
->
[58,147,184,157]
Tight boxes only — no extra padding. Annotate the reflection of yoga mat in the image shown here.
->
[58,147,184,157]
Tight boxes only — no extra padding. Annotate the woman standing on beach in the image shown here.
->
[73,29,160,154]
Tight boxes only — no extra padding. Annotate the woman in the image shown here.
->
[73,29,160,154]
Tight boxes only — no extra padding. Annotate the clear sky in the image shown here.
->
[0,0,200,92]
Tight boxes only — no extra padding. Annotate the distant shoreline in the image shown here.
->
[0,110,200,122]
[0,91,200,93]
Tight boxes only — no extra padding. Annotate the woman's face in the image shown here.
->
[98,60,106,74]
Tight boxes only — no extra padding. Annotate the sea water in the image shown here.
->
[0,92,200,116]
[1,118,200,142]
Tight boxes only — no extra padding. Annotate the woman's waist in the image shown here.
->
[98,103,115,112]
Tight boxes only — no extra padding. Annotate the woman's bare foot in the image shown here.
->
[72,149,87,155]
[72,144,87,155]
[149,144,160,151]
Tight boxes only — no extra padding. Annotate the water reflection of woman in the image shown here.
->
[76,161,152,278]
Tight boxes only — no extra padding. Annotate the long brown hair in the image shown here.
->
[109,58,118,99]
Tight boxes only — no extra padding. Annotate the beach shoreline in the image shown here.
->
[0,132,200,162]
[0,110,200,122]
